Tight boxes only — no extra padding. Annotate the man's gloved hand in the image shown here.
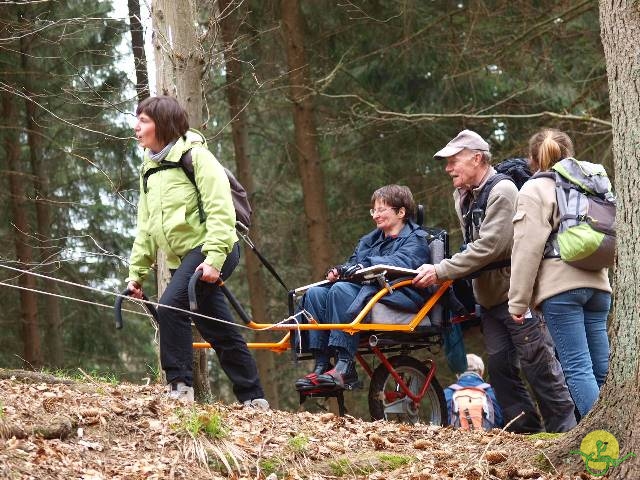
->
[338,263,364,279]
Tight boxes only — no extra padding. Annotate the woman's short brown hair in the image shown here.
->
[371,184,416,221]
[136,96,190,146]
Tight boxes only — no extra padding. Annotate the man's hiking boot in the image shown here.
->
[165,382,194,403]
[242,398,270,411]
[295,362,331,391]
[314,359,360,391]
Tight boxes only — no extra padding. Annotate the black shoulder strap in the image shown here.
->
[178,149,206,224]
[463,173,510,244]
[140,149,206,224]
[142,163,180,194]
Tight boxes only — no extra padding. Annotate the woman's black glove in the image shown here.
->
[337,263,364,279]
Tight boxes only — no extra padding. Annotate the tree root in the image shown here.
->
[0,368,77,385]
[0,415,75,441]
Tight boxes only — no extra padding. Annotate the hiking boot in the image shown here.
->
[165,382,194,403]
[242,398,270,411]
[314,359,360,391]
[294,362,331,391]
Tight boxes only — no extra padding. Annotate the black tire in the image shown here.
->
[368,355,447,425]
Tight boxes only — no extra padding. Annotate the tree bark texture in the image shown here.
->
[2,91,42,368]
[152,0,204,126]
[151,0,210,399]
[548,3,640,478]
[280,0,335,278]
[218,0,280,408]
[20,37,63,368]
[128,0,149,103]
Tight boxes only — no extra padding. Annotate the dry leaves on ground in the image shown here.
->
[0,371,597,479]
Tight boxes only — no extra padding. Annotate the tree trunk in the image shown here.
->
[21,45,63,368]
[2,91,42,368]
[218,0,280,408]
[151,0,210,400]
[547,3,640,478]
[127,0,149,103]
[280,0,335,278]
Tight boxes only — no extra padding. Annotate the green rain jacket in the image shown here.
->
[126,130,238,284]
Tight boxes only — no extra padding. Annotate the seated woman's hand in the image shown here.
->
[326,267,340,282]
[337,263,363,279]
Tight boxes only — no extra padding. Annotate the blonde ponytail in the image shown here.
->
[528,128,574,172]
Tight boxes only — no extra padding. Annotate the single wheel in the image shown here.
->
[368,355,447,425]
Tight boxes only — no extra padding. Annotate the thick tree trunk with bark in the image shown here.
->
[2,91,42,368]
[151,0,211,399]
[20,38,63,368]
[127,0,149,103]
[218,0,280,408]
[548,3,640,478]
[280,0,334,278]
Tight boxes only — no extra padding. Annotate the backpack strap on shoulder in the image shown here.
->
[463,173,510,244]
[178,149,206,224]
[142,163,179,194]
[532,172,563,260]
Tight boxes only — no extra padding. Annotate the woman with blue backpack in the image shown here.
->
[508,128,613,419]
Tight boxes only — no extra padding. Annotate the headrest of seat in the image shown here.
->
[415,204,424,227]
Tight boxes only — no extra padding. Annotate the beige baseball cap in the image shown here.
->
[433,129,489,159]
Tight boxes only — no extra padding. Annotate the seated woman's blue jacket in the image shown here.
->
[343,220,431,318]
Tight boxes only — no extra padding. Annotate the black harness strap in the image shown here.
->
[142,151,206,223]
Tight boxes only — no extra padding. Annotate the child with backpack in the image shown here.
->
[508,128,612,419]
[445,353,503,431]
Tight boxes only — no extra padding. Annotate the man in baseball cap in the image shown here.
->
[414,129,577,434]
[433,129,489,159]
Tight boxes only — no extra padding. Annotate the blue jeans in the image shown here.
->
[301,282,361,358]
[541,288,611,417]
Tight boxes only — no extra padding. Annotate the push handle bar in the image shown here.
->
[188,270,252,325]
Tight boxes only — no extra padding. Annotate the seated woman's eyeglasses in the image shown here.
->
[369,207,397,216]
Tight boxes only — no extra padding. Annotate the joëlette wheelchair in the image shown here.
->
[115,225,468,426]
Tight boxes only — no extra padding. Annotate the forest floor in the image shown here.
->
[0,369,598,480]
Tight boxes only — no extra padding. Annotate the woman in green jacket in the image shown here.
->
[126,95,267,408]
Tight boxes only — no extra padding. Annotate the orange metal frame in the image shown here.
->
[193,279,452,352]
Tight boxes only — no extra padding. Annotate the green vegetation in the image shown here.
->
[175,408,228,440]
[259,457,283,477]
[287,434,309,454]
[532,452,555,473]
[528,432,563,441]
[378,453,413,469]
[329,458,375,477]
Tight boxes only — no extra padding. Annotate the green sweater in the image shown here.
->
[127,130,237,284]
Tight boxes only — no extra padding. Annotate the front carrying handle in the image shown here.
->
[114,289,158,329]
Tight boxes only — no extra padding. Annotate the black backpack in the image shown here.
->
[461,158,531,276]
[142,148,252,229]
